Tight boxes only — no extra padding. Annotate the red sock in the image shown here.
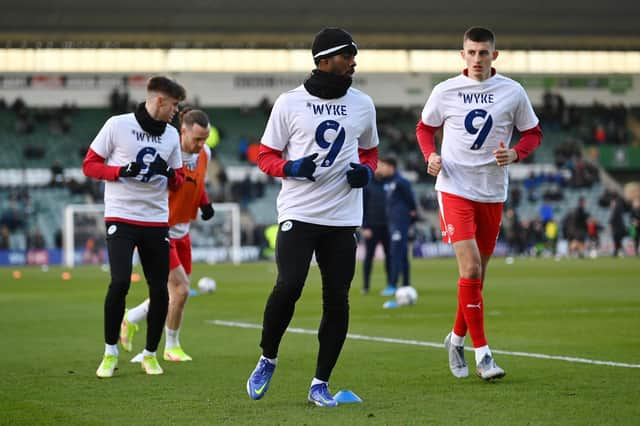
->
[458,277,486,348]
[453,297,467,337]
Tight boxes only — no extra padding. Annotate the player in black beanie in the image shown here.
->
[311,27,358,63]
[304,27,359,99]
[246,26,379,407]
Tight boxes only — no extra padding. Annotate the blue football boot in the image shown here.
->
[308,383,338,407]
[247,357,276,400]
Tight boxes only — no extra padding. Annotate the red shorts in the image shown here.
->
[169,234,192,274]
[437,191,503,255]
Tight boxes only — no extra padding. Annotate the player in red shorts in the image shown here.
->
[121,108,214,362]
[416,27,542,380]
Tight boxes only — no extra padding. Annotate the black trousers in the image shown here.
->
[362,225,390,290]
[104,221,169,352]
[260,220,357,382]
[388,223,410,287]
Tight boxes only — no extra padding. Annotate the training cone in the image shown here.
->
[333,390,363,404]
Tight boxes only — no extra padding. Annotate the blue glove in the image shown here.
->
[346,162,373,188]
[283,153,318,182]
[149,154,175,178]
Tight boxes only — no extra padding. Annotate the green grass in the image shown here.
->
[1,257,639,425]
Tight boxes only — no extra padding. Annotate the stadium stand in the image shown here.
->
[0,98,638,257]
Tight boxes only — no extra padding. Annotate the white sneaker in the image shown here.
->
[444,333,468,378]
[476,354,505,381]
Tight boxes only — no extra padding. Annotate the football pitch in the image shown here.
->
[1,257,639,425]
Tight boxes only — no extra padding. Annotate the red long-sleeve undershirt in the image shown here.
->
[199,187,210,207]
[511,125,543,162]
[257,144,379,177]
[415,121,543,163]
[415,121,440,163]
[357,146,378,172]
[82,148,185,191]
[82,149,120,181]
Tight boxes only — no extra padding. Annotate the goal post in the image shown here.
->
[63,204,105,269]
[63,202,242,268]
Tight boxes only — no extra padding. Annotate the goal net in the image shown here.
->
[63,203,241,267]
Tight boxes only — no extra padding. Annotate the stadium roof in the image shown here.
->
[2,0,639,50]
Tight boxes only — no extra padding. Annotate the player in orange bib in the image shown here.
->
[120,108,214,362]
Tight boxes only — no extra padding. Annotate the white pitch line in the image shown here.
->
[207,320,640,369]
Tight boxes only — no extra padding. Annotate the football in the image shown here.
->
[197,277,217,294]
[395,286,418,306]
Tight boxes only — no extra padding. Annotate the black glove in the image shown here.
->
[346,162,373,188]
[200,203,215,221]
[119,162,141,177]
[283,153,318,182]
[149,155,175,178]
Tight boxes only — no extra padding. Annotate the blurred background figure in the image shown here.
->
[563,196,589,258]
[608,195,627,257]
[544,219,559,256]
[376,156,417,296]
[631,198,640,256]
[503,208,524,258]
[361,161,390,295]
[586,216,602,258]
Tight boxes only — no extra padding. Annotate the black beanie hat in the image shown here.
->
[311,27,358,61]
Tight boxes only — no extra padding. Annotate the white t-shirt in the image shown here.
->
[261,85,379,226]
[421,72,539,202]
[169,145,211,239]
[89,113,182,223]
